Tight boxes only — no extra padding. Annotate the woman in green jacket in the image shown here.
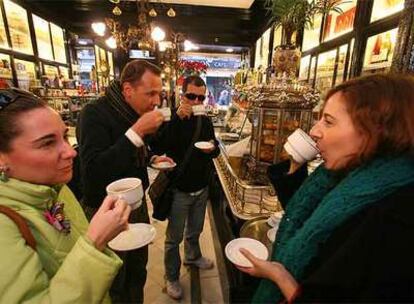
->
[0,88,131,303]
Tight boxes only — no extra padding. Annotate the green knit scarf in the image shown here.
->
[253,156,414,303]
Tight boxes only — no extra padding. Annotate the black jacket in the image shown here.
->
[150,113,220,193]
[268,161,414,302]
[77,97,150,209]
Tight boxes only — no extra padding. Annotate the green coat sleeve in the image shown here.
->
[0,216,122,304]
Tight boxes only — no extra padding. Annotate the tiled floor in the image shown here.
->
[144,168,224,304]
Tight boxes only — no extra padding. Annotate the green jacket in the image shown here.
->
[0,178,122,303]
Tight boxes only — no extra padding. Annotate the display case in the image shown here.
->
[322,0,357,42]
[315,49,336,93]
[50,23,67,64]
[33,14,53,61]
[14,59,37,90]
[0,53,12,87]
[0,9,9,49]
[370,0,404,23]
[245,78,319,183]
[299,55,311,81]
[3,0,33,55]
[362,28,398,76]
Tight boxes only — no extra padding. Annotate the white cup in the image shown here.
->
[192,105,206,116]
[283,128,319,164]
[158,107,171,121]
[106,178,144,210]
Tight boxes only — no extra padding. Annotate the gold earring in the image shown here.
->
[0,165,9,182]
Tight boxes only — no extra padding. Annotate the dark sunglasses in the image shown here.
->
[184,93,206,102]
[0,88,39,110]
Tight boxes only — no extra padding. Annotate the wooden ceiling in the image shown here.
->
[21,0,272,49]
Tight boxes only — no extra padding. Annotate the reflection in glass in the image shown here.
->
[14,59,36,90]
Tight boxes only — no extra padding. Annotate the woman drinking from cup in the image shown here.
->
[0,88,130,303]
[237,74,414,302]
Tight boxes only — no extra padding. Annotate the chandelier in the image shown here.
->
[105,0,177,52]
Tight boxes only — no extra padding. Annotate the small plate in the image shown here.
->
[225,238,268,267]
[151,161,176,170]
[108,223,156,251]
[194,141,214,150]
[267,227,278,243]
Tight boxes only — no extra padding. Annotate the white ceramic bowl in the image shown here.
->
[106,178,144,210]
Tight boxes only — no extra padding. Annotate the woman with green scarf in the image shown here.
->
[237,74,414,303]
[0,89,131,303]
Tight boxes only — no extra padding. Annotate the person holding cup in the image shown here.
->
[237,74,414,302]
[151,75,220,300]
[0,88,130,303]
[77,60,172,303]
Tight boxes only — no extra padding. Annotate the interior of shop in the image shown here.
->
[0,0,413,303]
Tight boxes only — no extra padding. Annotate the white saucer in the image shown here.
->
[225,238,268,267]
[108,223,156,251]
[267,227,278,243]
[151,161,176,170]
[194,141,214,150]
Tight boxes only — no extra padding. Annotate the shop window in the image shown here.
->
[371,0,404,23]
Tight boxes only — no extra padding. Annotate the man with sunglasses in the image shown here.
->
[151,75,220,300]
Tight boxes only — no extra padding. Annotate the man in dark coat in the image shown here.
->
[77,60,171,303]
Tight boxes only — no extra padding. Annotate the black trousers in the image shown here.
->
[110,199,150,303]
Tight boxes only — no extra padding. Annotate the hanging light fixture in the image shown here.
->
[112,6,122,16]
[149,8,157,17]
[106,0,155,52]
[167,7,176,17]
[109,0,120,3]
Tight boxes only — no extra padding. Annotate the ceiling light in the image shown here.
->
[151,26,165,42]
[167,7,176,17]
[112,6,122,16]
[226,48,234,53]
[91,22,106,36]
[109,0,120,3]
[106,36,117,49]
